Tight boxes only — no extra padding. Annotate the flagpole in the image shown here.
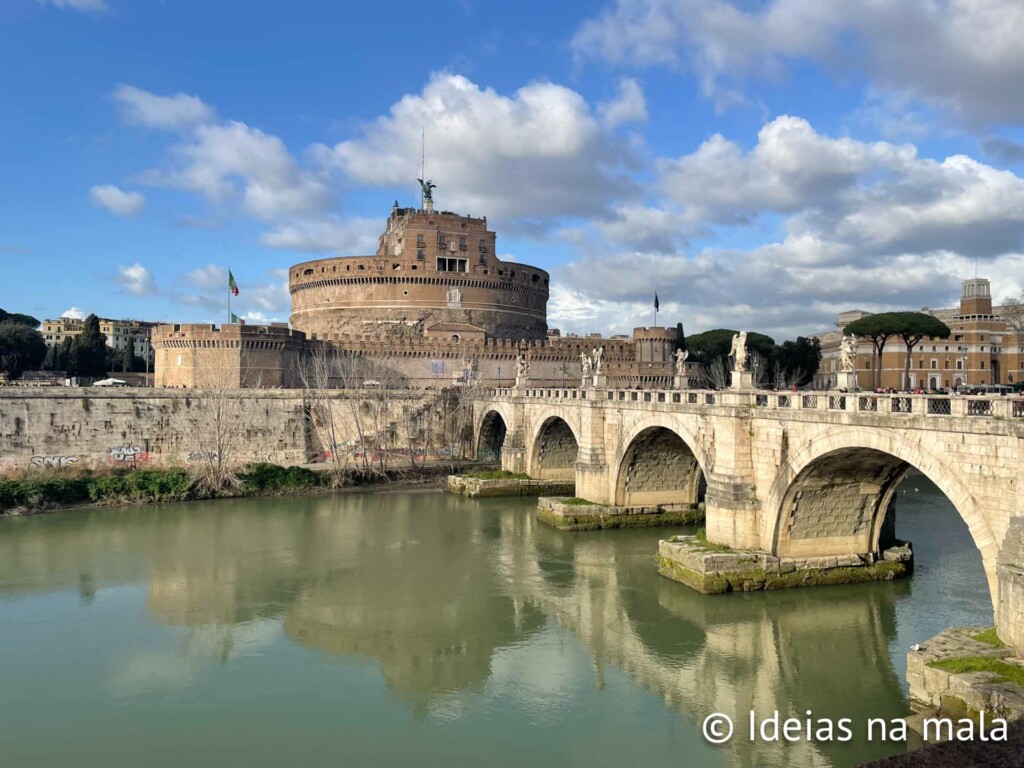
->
[227,265,231,325]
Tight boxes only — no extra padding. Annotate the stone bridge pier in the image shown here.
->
[474,386,1024,655]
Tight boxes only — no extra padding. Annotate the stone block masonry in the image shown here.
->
[537,497,704,531]
[657,535,912,594]
[0,388,439,471]
[907,627,1024,723]
[447,475,574,498]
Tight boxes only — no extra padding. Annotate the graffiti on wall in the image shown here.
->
[186,451,218,463]
[30,455,79,469]
[107,445,149,463]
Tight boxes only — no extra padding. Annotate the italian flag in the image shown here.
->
[231,313,245,326]
[228,270,239,296]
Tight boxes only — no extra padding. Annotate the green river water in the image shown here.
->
[0,475,992,767]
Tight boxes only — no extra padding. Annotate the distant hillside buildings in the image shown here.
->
[41,316,158,362]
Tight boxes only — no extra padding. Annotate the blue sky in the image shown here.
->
[3,0,1024,340]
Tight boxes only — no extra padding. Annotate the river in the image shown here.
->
[0,475,992,767]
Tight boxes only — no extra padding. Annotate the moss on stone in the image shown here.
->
[929,657,1024,687]
[659,554,910,595]
[973,628,1008,647]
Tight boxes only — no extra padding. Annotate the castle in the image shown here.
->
[153,193,692,389]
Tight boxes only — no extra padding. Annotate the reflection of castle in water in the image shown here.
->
[0,496,913,766]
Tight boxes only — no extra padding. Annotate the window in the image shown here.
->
[436,257,467,272]
[479,238,486,252]
[957,360,963,370]
[459,236,467,250]
[417,234,425,247]
[303,268,314,275]
[416,249,425,259]
[438,235,447,248]
[955,335,964,341]
[931,360,937,369]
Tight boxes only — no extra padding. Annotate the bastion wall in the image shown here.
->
[0,389,444,473]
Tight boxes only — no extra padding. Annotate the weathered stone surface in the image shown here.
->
[657,536,912,594]
[997,517,1024,655]
[536,497,703,531]
[906,627,1024,723]
[447,476,574,498]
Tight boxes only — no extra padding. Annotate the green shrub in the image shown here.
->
[239,463,326,493]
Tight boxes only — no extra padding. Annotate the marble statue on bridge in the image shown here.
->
[840,335,856,373]
[591,346,604,375]
[730,332,748,373]
[580,351,592,377]
[515,354,530,383]
[674,348,689,377]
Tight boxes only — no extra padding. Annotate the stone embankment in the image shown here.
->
[658,534,913,593]
[537,496,704,531]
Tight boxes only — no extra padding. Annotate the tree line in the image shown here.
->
[679,327,822,389]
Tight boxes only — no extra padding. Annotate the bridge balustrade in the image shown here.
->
[483,386,1024,422]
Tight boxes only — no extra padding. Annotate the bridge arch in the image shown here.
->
[611,417,708,508]
[527,414,580,481]
[476,407,510,462]
[761,426,999,603]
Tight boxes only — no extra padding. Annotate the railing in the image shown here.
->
[482,386,1024,421]
[891,397,912,414]
[968,399,992,417]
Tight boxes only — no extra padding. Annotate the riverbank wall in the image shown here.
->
[0,388,440,472]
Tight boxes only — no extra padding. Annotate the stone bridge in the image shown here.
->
[474,385,1024,653]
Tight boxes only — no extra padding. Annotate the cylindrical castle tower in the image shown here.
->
[632,327,677,365]
[289,206,549,341]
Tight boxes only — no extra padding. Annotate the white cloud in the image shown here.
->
[142,120,329,220]
[89,184,145,216]
[552,113,1024,340]
[61,307,87,320]
[598,78,648,128]
[36,0,109,14]
[659,116,913,224]
[175,265,289,319]
[321,73,635,224]
[115,262,155,296]
[113,84,214,130]
[260,216,380,253]
[572,0,1024,125]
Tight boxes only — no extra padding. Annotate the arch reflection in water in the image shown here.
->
[0,481,992,768]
